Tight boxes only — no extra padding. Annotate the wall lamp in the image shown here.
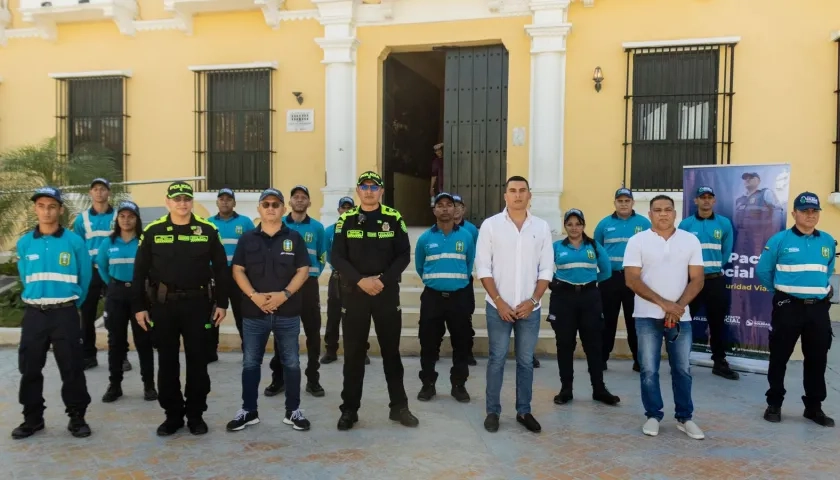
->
[292,92,304,105]
[593,66,604,92]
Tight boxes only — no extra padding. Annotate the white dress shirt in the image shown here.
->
[622,228,704,322]
[475,209,555,310]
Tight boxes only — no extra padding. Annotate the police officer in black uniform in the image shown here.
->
[132,181,229,437]
[331,171,419,430]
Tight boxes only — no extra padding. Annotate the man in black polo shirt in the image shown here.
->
[225,188,312,432]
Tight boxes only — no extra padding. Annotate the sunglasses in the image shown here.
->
[359,184,381,192]
[170,196,193,203]
[261,201,282,209]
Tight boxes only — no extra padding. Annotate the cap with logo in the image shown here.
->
[615,188,633,199]
[167,181,194,199]
[433,192,455,205]
[90,178,111,190]
[433,143,444,151]
[794,192,821,211]
[452,194,464,205]
[117,200,140,216]
[338,196,355,208]
[31,186,63,205]
[741,172,760,180]
[259,188,285,204]
[564,208,585,223]
[696,186,715,198]
[217,188,235,199]
[290,185,310,198]
[357,171,384,186]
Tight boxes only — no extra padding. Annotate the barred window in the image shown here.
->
[623,43,736,191]
[834,38,840,191]
[194,68,274,192]
[56,76,128,180]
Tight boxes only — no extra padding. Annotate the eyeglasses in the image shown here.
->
[171,196,193,203]
[261,201,281,209]
[359,184,381,192]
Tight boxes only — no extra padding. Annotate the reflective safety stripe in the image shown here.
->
[609,256,623,263]
[227,255,234,262]
[776,264,828,273]
[23,296,79,305]
[422,273,469,280]
[309,267,320,274]
[82,210,117,239]
[603,237,630,244]
[25,272,79,283]
[425,253,467,261]
[700,243,721,250]
[704,261,722,268]
[221,239,239,245]
[89,249,99,256]
[110,258,134,265]
[775,284,830,295]
[555,262,597,270]
[307,248,317,256]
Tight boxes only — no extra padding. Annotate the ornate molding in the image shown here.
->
[315,36,360,63]
[133,14,192,34]
[18,0,138,40]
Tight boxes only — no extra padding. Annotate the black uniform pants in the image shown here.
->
[549,285,605,390]
[105,282,155,386]
[419,286,472,386]
[271,276,320,385]
[18,305,91,423]
[80,268,105,359]
[688,274,730,363]
[340,284,408,412]
[324,271,343,354]
[599,271,637,364]
[151,296,212,420]
[466,276,476,355]
[766,293,833,409]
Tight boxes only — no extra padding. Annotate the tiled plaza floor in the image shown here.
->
[1,326,838,480]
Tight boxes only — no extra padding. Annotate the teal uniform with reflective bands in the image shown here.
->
[552,239,612,285]
[757,227,836,300]
[208,212,254,265]
[457,219,479,247]
[324,223,337,266]
[283,215,326,277]
[72,207,116,258]
[17,226,92,307]
[95,236,138,283]
[414,224,476,291]
[593,212,651,271]
[678,213,734,275]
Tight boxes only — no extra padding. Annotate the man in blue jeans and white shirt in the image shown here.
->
[226,188,311,432]
[475,176,554,434]
[623,194,706,440]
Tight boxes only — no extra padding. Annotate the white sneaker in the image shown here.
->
[677,420,705,440]
[642,418,660,436]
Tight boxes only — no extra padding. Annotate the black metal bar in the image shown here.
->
[834,39,840,192]
[622,49,631,187]
[725,44,735,165]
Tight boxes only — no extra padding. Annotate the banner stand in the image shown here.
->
[689,352,768,375]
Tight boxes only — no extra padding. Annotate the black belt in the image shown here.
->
[426,287,461,298]
[705,272,723,280]
[166,289,207,300]
[779,292,830,305]
[552,280,597,292]
[27,301,75,311]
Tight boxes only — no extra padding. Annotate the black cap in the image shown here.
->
[741,172,760,180]
[167,181,194,199]
[31,186,63,205]
[695,186,715,198]
[290,185,310,198]
[793,192,822,211]
[117,200,140,216]
[615,188,633,199]
[564,208,585,223]
[90,178,111,190]
[338,196,355,208]
[433,192,455,205]
[217,188,235,199]
[452,194,464,205]
[259,188,285,203]
[357,171,384,186]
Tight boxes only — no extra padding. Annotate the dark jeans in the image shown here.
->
[80,268,105,359]
[242,315,301,413]
[599,271,637,364]
[340,284,407,412]
[418,286,472,386]
[18,305,91,423]
[688,274,730,362]
[549,285,605,390]
[636,317,694,422]
[271,276,320,384]
[766,293,833,409]
[151,296,212,420]
[105,282,154,385]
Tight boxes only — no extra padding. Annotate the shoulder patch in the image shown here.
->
[144,215,169,232]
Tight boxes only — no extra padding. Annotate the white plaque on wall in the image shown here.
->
[287,109,314,132]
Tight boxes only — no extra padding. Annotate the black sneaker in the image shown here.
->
[143,383,158,401]
[466,354,477,366]
[450,384,470,403]
[516,413,541,433]
[11,420,44,439]
[122,358,132,372]
[553,387,573,405]
[264,382,285,397]
[337,411,358,431]
[484,413,500,432]
[226,409,260,432]
[156,418,184,436]
[187,417,209,435]
[764,405,782,423]
[632,362,640,373]
[389,407,419,427]
[306,382,326,397]
[532,357,540,368]
[101,383,123,403]
[67,415,91,438]
[365,355,371,365]
[320,352,338,364]
[712,360,740,380]
[804,408,835,427]
[593,388,621,406]
[284,409,311,431]
[417,383,436,401]
[83,357,98,370]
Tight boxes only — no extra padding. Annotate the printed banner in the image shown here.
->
[682,164,791,366]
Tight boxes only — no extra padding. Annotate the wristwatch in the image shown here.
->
[529,297,538,306]
[282,289,292,299]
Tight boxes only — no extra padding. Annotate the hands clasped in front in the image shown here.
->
[496,299,536,323]
[357,276,385,296]
[661,300,685,328]
[250,292,288,314]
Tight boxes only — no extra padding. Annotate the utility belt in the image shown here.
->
[26,301,76,311]
[110,279,133,288]
[705,272,723,280]
[776,291,830,306]
[147,282,210,305]
[549,279,597,293]
[424,285,470,299]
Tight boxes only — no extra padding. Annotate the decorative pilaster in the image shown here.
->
[525,0,571,237]
[313,0,359,226]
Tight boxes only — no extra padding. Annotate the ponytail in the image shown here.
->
[582,232,599,259]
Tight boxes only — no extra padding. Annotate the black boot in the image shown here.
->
[188,417,209,435]
[264,381,285,397]
[102,383,123,403]
[417,382,436,401]
[554,386,573,405]
[11,419,44,440]
[306,381,326,397]
[122,358,132,372]
[592,387,621,406]
[450,384,470,403]
[466,353,477,366]
[712,359,740,380]
[320,351,338,364]
[337,411,359,431]
[67,413,91,438]
[764,405,782,423]
[156,417,184,436]
[144,382,158,401]
[804,407,835,427]
[389,407,419,427]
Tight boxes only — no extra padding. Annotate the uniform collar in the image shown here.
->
[611,210,637,219]
[285,214,311,224]
[431,223,460,233]
[89,205,114,216]
[214,211,240,220]
[166,213,196,225]
[561,237,586,248]
[256,223,289,237]
[694,212,716,220]
[791,226,820,237]
[33,225,65,239]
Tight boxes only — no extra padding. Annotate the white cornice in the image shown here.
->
[48,70,132,79]
[188,61,278,71]
[622,36,741,49]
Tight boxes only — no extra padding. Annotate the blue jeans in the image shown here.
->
[242,315,301,413]
[485,302,541,416]
[636,317,694,422]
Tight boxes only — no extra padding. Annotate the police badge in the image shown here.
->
[192,225,202,235]
[382,222,390,232]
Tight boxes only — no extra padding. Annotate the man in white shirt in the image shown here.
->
[623,195,706,440]
[475,176,554,434]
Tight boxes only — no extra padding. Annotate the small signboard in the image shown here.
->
[287,109,314,132]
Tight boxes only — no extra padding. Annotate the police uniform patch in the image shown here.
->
[192,226,203,235]
[58,252,71,266]
[455,241,464,253]
[822,246,830,258]
[749,197,756,204]
[714,229,722,240]
[305,232,314,243]
[400,220,408,233]
[586,249,595,260]
[235,225,243,235]
[382,222,390,232]
[283,239,293,252]
[634,226,643,233]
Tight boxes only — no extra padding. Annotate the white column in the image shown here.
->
[525,0,571,237]
[314,0,359,226]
